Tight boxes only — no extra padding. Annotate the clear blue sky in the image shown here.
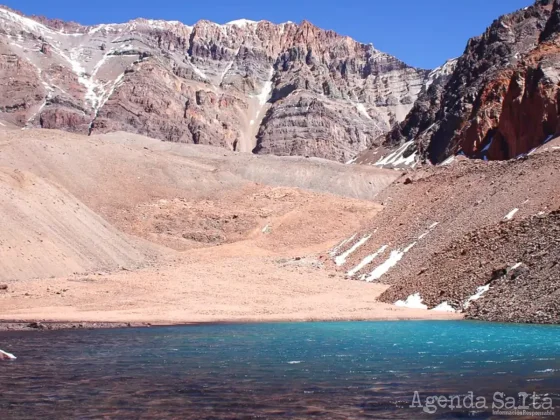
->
[7,0,532,69]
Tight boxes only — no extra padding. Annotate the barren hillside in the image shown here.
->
[0,126,441,323]
[0,168,161,282]
[328,146,560,322]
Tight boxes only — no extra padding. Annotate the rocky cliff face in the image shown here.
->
[382,0,560,164]
[0,8,428,162]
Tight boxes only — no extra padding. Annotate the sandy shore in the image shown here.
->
[0,243,462,327]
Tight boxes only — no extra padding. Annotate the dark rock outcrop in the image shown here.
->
[381,0,560,164]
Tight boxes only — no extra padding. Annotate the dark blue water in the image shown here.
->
[1,321,559,419]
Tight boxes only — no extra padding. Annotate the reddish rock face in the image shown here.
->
[0,42,46,126]
[381,0,560,163]
[0,7,428,162]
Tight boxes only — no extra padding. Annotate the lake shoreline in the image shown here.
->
[0,312,464,332]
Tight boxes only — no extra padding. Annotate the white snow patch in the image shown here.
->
[365,249,405,282]
[403,242,417,253]
[0,349,16,360]
[347,245,388,277]
[424,58,458,90]
[355,103,371,120]
[509,262,522,271]
[249,119,255,126]
[440,156,455,166]
[330,234,357,257]
[504,208,519,220]
[395,293,428,310]
[0,121,5,127]
[51,45,107,111]
[418,222,438,240]
[255,68,274,106]
[464,285,490,309]
[345,157,357,165]
[219,48,240,84]
[374,140,417,168]
[335,234,372,266]
[432,302,456,313]
[190,61,208,80]
[0,8,80,38]
[225,19,258,28]
[94,72,125,117]
[143,18,184,29]
[364,237,421,282]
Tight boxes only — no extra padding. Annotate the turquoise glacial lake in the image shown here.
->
[0,321,559,419]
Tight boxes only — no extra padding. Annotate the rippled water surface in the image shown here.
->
[1,321,559,419]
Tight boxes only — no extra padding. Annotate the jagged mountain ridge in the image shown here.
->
[381,0,560,164]
[0,7,429,162]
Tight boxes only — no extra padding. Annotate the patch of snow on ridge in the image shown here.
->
[440,156,455,166]
[255,68,274,106]
[418,222,439,240]
[190,61,208,80]
[219,47,240,84]
[330,234,356,257]
[345,157,357,165]
[52,46,105,111]
[355,103,371,120]
[225,19,258,27]
[347,245,388,277]
[395,293,427,310]
[424,58,458,90]
[464,285,490,309]
[504,208,519,220]
[365,249,405,282]
[0,7,79,37]
[374,140,417,168]
[335,234,372,266]
[432,302,456,313]
[364,232,427,282]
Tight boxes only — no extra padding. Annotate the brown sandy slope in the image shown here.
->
[0,168,160,282]
[0,127,461,323]
[0,129,400,251]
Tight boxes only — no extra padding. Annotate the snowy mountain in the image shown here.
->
[0,7,429,162]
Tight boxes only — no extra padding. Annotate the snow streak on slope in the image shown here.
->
[374,140,417,168]
[347,245,387,277]
[335,234,372,266]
